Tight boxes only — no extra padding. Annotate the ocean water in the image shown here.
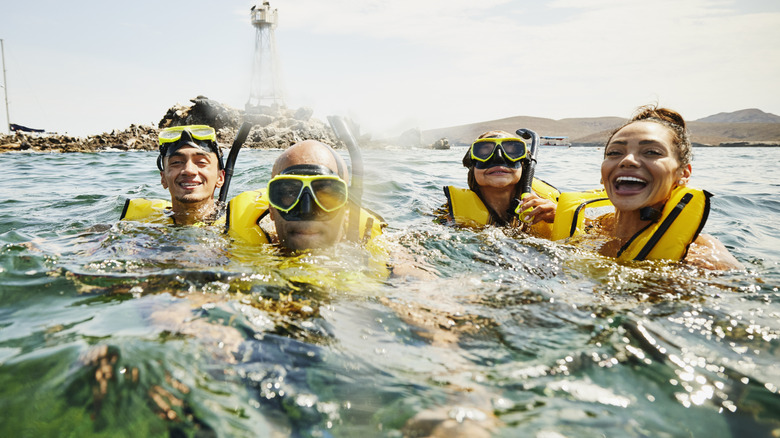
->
[0,145,778,437]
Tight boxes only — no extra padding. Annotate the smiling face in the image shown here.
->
[474,164,522,189]
[601,121,691,213]
[471,132,524,191]
[160,146,224,208]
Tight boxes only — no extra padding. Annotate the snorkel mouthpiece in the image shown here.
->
[296,190,316,218]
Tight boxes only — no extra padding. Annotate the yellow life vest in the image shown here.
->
[550,190,612,241]
[225,190,272,244]
[120,198,173,224]
[120,198,226,226]
[552,186,711,261]
[443,178,560,238]
[226,189,390,280]
[226,189,386,246]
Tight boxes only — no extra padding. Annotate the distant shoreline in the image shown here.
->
[450,142,780,148]
[695,142,780,148]
[568,142,780,148]
[3,97,780,153]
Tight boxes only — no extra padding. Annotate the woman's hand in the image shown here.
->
[517,194,557,224]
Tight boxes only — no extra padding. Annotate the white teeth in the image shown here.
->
[615,176,646,184]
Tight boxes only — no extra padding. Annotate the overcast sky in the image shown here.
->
[1,0,779,137]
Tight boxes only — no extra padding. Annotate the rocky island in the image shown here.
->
[0,96,345,154]
[2,99,779,153]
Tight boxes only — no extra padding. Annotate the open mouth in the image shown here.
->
[613,176,648,193]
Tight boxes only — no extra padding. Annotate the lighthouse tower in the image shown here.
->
[247,1,284,111]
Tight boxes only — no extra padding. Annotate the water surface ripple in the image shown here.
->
[0,147,778,437]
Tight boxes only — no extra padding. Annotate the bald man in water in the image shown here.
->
[268,140,352,250]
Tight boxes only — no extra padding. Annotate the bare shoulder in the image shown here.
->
[685,234,744,270]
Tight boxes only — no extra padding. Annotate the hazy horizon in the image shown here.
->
[2,0,779,137]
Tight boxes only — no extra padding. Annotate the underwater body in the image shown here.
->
[0,146,778,437]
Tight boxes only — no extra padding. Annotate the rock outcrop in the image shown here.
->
[164,97,343,150]
[431,137,450,150]
[0,124,159,153]
[0,96,343,153]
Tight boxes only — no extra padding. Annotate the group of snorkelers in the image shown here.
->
[121,126,383,250]
[121,104,743,271]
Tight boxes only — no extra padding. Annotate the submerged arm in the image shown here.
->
[685,233,744,270]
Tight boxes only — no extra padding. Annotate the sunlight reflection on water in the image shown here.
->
[0,147,778,437]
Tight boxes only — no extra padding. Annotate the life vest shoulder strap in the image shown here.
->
[553,187,711,261]
[618,187,711,261]
[349,203,387,243]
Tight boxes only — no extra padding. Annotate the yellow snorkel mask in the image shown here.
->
[469,137,528,169]
[157,125,223,170]
[267,164,349,221]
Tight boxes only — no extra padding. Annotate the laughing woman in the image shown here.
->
[440,130,559,238]
[552,106,742,270]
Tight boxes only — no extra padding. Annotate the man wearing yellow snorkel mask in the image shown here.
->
[227,139,386,251]
[268,140,352,250]
[121,125,226,226]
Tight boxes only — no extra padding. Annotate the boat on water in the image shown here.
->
[540,135,571,147]
[2,40,49,135]
[9,123,44,133]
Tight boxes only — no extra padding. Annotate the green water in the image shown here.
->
[0,147,778,437]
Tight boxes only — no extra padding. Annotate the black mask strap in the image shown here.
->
[280,164,335,176]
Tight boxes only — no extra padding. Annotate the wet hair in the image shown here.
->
[606,105,692,166]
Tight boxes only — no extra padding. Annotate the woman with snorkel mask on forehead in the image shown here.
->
[441,130,559,237]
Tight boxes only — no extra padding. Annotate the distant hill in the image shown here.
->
[421,109,780,147]
[695,108,780,124]
[421,115,625,146]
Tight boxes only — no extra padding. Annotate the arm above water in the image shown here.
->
[684,233,744,270]
[518,193,557,225]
